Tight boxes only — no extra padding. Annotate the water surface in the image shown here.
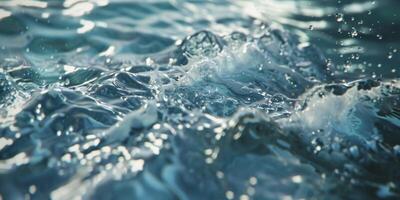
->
[0,0,399,200]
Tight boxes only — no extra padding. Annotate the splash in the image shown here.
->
[0,1,399,200]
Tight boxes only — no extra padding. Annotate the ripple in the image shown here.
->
[0,1,399,200]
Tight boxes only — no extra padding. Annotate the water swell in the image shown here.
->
[0,1,400,200]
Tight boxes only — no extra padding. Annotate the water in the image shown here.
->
[0,0,399,199]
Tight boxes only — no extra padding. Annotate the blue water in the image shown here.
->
[0,0,399,199]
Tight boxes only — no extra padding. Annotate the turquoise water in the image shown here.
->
[0,0,399,199]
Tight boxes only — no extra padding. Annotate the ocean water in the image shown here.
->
[0,0,399,199]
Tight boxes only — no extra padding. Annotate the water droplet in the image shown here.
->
[29,185,37,194]
[249,177,257,185]
[226,191,234,200]
[336,13,344,22]
[291,175,303,183]
[349,146,360,158]
[216,171,224,179]
[64,78,70,86]
[351,29,358,37]
[145,57,154,66]
[240,195,250,200]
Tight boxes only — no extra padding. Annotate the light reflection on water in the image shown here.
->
[0,0,398,76]
[0,0,399,200]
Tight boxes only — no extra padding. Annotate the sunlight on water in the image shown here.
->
[0,0,399,200]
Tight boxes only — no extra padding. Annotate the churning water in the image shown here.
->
[0,0,399,199]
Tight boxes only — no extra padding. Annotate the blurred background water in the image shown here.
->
[0,0,399,200]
